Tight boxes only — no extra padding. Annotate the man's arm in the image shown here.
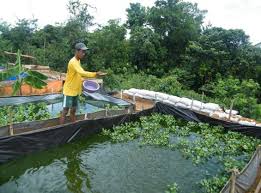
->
[73,63,96,78]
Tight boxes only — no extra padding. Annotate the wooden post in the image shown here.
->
[9,125,14,136]
[105,107,108,117]
[133,94,136,104]
[8,106,14,136]
[120,90,123,99]
[228,99,235,120]
[201,92,204,102]
[201,92,204,109]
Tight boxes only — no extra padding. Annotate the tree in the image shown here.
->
[67,0,94,31]
[129,27,167,76]
[0,21,11,64]
[86,20,129,73]
[147,0,206,65]
[183,27,259,89]
[126,3,147,30]
[2,19,38,53]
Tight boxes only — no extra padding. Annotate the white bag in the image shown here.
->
[129,88,140,93]
[200,108,213,115]
[203,103,221,111]
[239,120,256,126]
[175,102,189,109]
[123,90,133,96]
[225,109,238,115]
[168,96,181,103]
[163,100,175,106]
[191,100,203,108]
[157,93,169,100]
[180,97,192,106]
[191,106,201,111]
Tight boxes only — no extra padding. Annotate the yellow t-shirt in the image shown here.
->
[63,57,96,96]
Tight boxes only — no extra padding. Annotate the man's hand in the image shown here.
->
[96,71,107,76]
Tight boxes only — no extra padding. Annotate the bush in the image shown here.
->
[202,77,260,120]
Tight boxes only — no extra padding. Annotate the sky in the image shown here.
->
[0,0,260,44]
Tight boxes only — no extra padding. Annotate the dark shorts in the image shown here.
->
[63,95,79,108]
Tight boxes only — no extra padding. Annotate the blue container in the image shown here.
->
[6,72,28,81]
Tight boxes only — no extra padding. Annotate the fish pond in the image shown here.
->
[0,113,260,193]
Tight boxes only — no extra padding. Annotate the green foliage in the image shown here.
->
[87,20,129,73]
[129,27,167,75]
[147,0,206,64]
[183,27,260,89]
[67,0,94,31]
[1,18,38,52]
[202,76,260,120]
[165,182,179,193]
[200,175,228,193]
[0,50,48,95]
[126,3,147,29]
[0,103,51,126]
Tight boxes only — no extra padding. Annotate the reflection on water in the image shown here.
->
[0,134,220,193]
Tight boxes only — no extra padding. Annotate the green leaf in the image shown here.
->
[24,75,47,89]
[27,70,48,80]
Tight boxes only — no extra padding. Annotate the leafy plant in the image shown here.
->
[0,50,48,95]
[0,103,51,126]
[165,182,179,193]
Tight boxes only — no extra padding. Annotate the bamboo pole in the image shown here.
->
[230,168,239,193]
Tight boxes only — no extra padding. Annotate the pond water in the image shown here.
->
[46,101,102,118]
[0,134,220,193]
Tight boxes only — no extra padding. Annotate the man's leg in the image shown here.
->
[70,107,77,122]
[69,95,78,122]
[60,107,69,124]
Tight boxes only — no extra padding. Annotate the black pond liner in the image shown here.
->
[0,102,260,192]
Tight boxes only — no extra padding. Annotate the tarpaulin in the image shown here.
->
[0,91,130,107]
[155,102,261,138]
[0,94,62,106]
[83,90,130,106]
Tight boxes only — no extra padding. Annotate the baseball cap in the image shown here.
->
[75,42,88,50]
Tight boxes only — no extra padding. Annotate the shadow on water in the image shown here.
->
[0,133,220,193]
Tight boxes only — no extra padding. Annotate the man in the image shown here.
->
[60,42,104,124]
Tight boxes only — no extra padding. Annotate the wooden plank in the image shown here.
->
[4,51,36,59]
